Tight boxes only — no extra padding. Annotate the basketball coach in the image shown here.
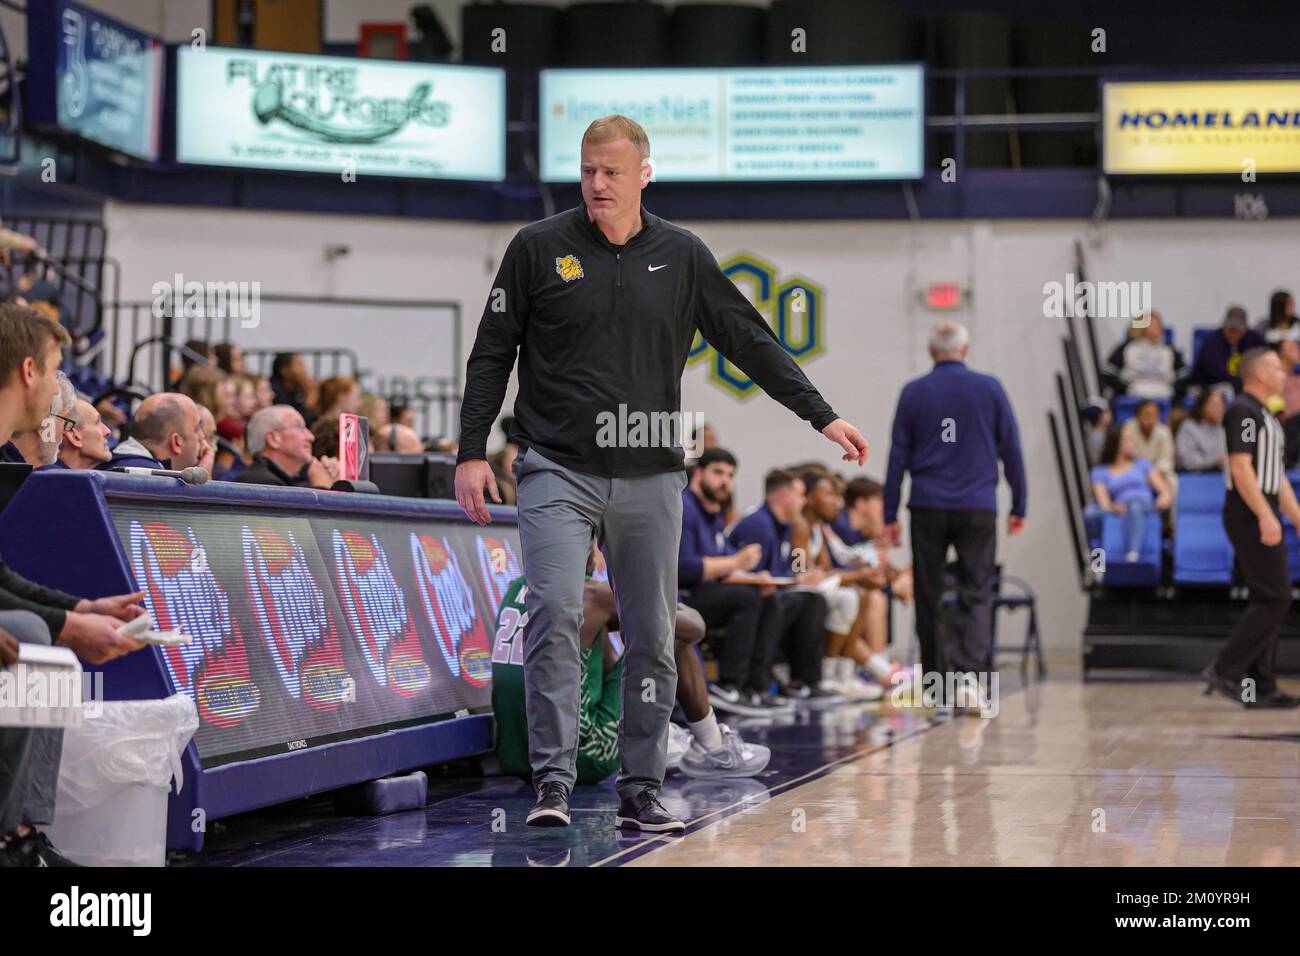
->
[455,115,868,831]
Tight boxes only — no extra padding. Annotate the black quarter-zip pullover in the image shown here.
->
[458,203,838,477]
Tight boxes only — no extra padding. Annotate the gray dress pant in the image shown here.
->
[513,448,686,800]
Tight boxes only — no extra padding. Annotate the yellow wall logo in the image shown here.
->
[555,254,584,282]
[689,253,824,398]
[1103,80,1300,174]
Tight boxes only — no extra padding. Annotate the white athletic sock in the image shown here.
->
[688,709,724,752]
[866,653,893,681]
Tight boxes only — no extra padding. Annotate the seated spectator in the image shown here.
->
[11,371,75,468]
[213,417,248,481]
[678,448,786,715]
[1188,306,1265,393]
[361,393,390,432]
[0,300,148,866]
[317,376,362,420]
[1257,289,1297,343]
[1104,311,1185,400]
[177,364,228,419]
[172,338,215,387]
[310,414,340,461]
[375,423,424,453]
[1086,426,1173,562]
[840,477,915,685]
[729,469,835,702]
[388,393,416,430]
[1176,389,1228,473]
[56,397,112,470]
[98,392,205,472]
[798,470,882,700]
[197,405,217,476]
[1122,398,1179,500]
[270,352,315,424]
[214,341,246,375]
[238,405,338,489]
[1081,397,1112,466]
[229,373,259,422]
[1277,338,1300,420]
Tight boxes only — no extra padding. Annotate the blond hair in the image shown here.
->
[581,114,651,162]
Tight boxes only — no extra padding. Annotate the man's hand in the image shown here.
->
[75,590,146,623]
[821,418,869,466]
[306,456,338,489]
[1008,515,1025,537]
[0,628,17,670]
[795,568,827,587]
[1111,502,1126,515]
[59,612,146,665]
[1260,512,1283,547]
[1154,493,1171,512]
[456,459,501,526]
[733,543,763,573]
[884,522,901,547]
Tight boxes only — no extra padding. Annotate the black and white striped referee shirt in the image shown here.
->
[1223,391,1286,499]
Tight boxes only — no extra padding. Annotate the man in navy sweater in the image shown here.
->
[883,321,1027,692]
[680,448,790,715]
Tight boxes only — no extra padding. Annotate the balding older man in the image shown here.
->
[883,321,1027,709]
[237,404,337,489]
[55,398,112,470]
[98,392,205,472]
[375,423,424,454]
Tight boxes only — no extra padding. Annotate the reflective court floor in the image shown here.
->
[174,669,1300,867]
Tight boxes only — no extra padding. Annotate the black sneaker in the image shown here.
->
[6,830,82,867]
[748,690,793,711]
[526,781,572,827]
[709,684,777,718]
[615,789,685,833]
[1247,689,1300,709]
[1201,664,1244,704]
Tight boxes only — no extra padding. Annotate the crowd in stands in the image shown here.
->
[0,315,456,492]
[1084,290,1300,560]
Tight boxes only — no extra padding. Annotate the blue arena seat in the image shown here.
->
[1112,395,1171,425]
[1191,327,1214,368]
[1173,473,1233,585]
[1099,511,1161,586]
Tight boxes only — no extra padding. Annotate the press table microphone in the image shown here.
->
[112,466,210,484]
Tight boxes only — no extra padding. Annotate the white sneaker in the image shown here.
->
[952,678,991,715]
[833,658,883,700]
[821,657,845,692]
[666,723,693,772]
[679,724,771,779]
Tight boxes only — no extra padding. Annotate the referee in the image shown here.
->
[1205,347,1300,709]
[455,115,868,830]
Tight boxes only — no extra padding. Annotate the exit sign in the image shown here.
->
[923,282,966,310]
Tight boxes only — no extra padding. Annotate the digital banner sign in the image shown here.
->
[176,47,506,181]
[540,65,924,182]
[26,0,163,160]
[110,502,522,767]
[1103,79,1300,175]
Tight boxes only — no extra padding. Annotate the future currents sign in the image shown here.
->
[176,47,505,181]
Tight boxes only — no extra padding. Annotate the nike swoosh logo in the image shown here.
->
[648,264,668,272]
